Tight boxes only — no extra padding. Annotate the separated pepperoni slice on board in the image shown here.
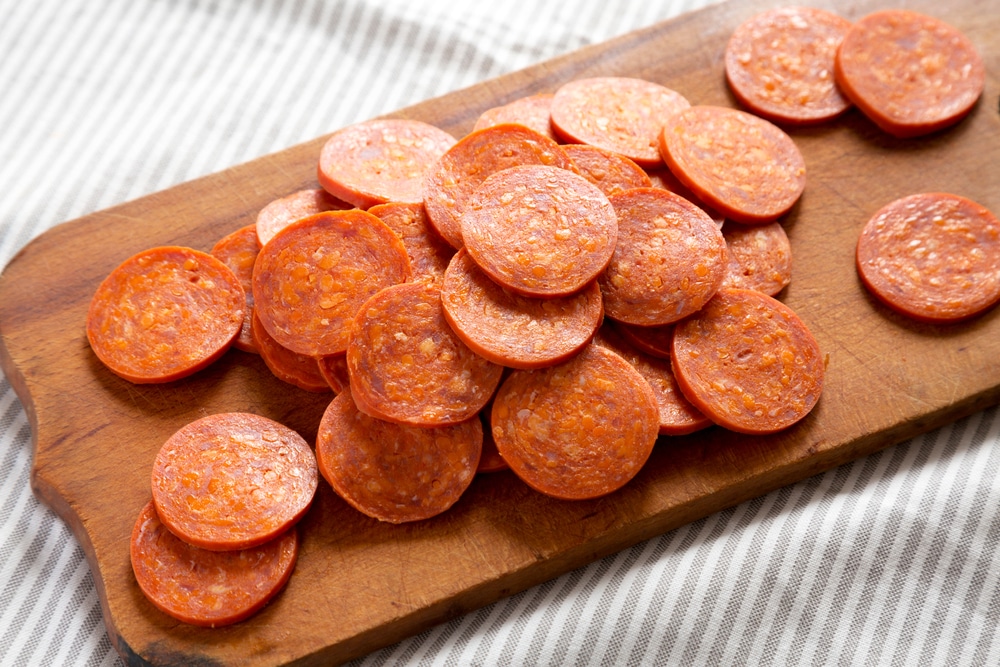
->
[671,288,824,434]
[659,106,806,225]
[316,353,350,394]
[441,249,603,369]
[130,501,298,628]
[725,7,853,125]
[250,313,331,393]
[317,119,456,209]
[615,321,674,360]
[210,225,261,353]
[347,281,503,427]
[256,188,352,248]
[600,188,727,326]
[835,10,985,138]
[423,123,575,249]
[460,165,618,298]
[87,246,244,384]
[645,167,725,227]
[253,210,411,357]
[151,412,318,551]
[856,193,1000,323]
[316,390,482,523]
[368,202,455,284]
[721,221,793,296]
[491,343,659,500]
[550,77,690,167]
[473,93,557,140]
[563,144,652,197]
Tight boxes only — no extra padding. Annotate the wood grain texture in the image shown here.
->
[1,0,998,664]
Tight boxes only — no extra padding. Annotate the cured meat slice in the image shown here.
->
[250,313,331,393]
[316,352,350,394]
[645,167,725,227]
[256,188,352,247]
[721,220,793,296]
[563,144,651,197]
[473,93,557,140]
[615,321,674,360]
[210,225,261,353]
[368,201,455,284]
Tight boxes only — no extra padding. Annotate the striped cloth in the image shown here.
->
[1,1,999,665]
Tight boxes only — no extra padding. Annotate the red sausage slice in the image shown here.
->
[250,313,331,393]
[316,352,350,394]
[473,94,557,141]
[368,202,455,284]
[130,501,298,627]
[256,188,352,248]
[86,246,244,384]
[856,193,1000,322]
[211,225,261,353]
[721,220,793,296]
[645,167,725,227]
[563,144,652,197]
[615,321,674,360]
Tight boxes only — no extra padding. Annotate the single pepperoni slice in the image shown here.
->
[671,288,824,434]
[615,321,674,360]
[347,281,503,427]
[594,324,710,436]
[250,313,331,393]
[550,77,690,167]
[725,7,853,125]
[835,10,985,138]
[645,167,725,227]
[316,353,349,393]
[211,225,261,353]
[563,144,652,197]
[256,188,352,247]
[855,193,1000,322]
[253,210,411,357]
[441,249,603,369]
[461,165,618,297]
[130,501,298,627]
[491,343,659,500]
[368,202,455,284]
[151,412,318,551]
[721,221,793,296]
[316,390,482,523]
[86,246,244,384]
[423,124,575,249]
[600,188,727,326]
[659,105,806,224]
[317,119,456,209]
[473,94,557,141]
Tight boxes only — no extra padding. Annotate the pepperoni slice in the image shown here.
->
[671,288,824,434]
[441,249,603,369]
[256,188,352,248]
[316,353,350,393]
[491,343,659,500]
[316,390,482,523]
[550,77,690,167]
[725,7,853,125]
[368,202,455,284]
[460,165,618,297]
[473,93,557,141]
[423,123,575,249]
[563,144,652,197]
[600,188,727,326]
[347,281,503,427]
[253,210,411,357]
[721,220,793,296]
[835,10,985,138]
[477,411,508,474]
[250,313,331,393]
[210,225,261,353]
[645,167,725,227]
[659,105,806,224]
[615,321,674,360]
[86,246,244,384]
[130,501,298,628]
[855,193,1000,322]
[151,413,318,551]
[317,119,456,209]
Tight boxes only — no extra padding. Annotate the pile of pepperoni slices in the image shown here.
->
[84,6,996,627]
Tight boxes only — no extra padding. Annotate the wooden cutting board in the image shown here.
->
[1,0,998,664]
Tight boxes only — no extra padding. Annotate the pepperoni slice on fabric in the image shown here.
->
[368,202,455,284]
[87,246,244,384]
[130,501,298,628]
[317,119,456,209]
[645,167,725,227]
[441,249,603,369]
[256,188,352,248]
[250,313,331,393]
[347,281,503,427]
[423,123,575,249]
[316,353,349,394]
[600,188,727,327]
[316,390,482,523]
[721,221,793,296]
[491,343,659,500]
[835,10,985,138]
[550,77,691,167]
[473,93,557,141]
[460,165,618,298]
[855,193,1000,322]
[253,209,411,357]
[615,321,674,360]
[151,413,318,551]
[725,7,853,125]
[563,144,652,197]
[210,225,261,354]
[671,288,824,434]
[659,105,806,224]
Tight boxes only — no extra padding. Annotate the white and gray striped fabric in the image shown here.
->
[1,1,999,665]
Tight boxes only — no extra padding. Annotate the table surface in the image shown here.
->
[2,1,1000,666]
